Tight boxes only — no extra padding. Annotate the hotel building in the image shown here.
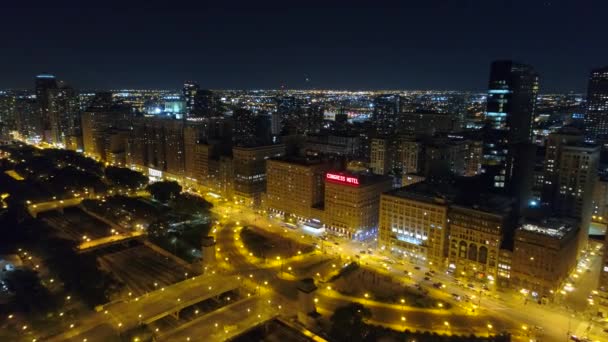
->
[324,172,392,239]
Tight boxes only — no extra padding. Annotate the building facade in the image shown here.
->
[265,157,331,221]
[233,144,285,206]
[584,66,608,143]
[447,201,512,280]
[510,220,578,296]
[324,172,392,239]
[379,185,451,266]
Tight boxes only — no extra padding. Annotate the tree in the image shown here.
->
[5,269,58,313]
[105,166,148,189]
[330,302,372,342]
[147,181,182,203]
[170,193,213,216]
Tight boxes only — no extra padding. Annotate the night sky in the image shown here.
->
[1,1,606,91]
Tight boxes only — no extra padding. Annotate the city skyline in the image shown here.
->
[3,2,608,342]
[1,1,607,91]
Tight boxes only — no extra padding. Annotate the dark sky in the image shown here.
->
[1,0,606,91]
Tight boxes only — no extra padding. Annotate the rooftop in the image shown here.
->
[270,156,327,167]
[519,219,575,239]
[386,180,458,204]
[325,171,391,187]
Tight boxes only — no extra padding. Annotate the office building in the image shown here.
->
[592,174,608,224]
[370,137,395,175]
[372,94,400,135]
[324,172,392,239]
[233,144,285,206]
[369,135,421,177]
[398,112,458,135]
[183,81,199,118]
[553,143,599,251]
[584,66,608,143]
[423,138,466,177]
[126,117,186,178]
[483,61,540,195]
[379,182,454,266]
[304,133,362,157]
[485,61,539,141]
[597,233,608,316]
[82,105,131,160]
[35,73,58,142]
[49,84,80,146]
[541,126,585,206]
[447,197,513,280]
[510,220,578,296]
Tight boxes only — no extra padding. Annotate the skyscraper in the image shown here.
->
[485,61,539,143]
[372,94,400,135]
[584,66,608,143]
[482,61,539,199]
[35,73,58,142]
[183,81,199,118]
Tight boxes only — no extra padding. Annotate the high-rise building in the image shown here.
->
[324,172,392,239]
[553,143,599,251]
[485,61,539,142]
[49,84,80,146]
[541,126,585,206]
[372,94,399,135]
[194,89,221,118]
[183,81,199,118]
[35,73,58,142]
[14,96,38,140]
[233,144,285,206]
[304,133,362,158]
[423,138,466,177]
[584,66,608,143]
[598,233,608,316]
[126,117,186,177]
[592,174,608,225]
[370,137,395,175]
[82,112,130,160]
[398,112,458,135]
[0,92,16,132]
[482,61,540,201]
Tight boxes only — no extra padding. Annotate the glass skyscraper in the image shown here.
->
[483,60,539,199]
[584,66,608,143]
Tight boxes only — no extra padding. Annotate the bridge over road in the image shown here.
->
[103,274,240,331]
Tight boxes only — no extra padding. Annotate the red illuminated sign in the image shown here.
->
[326,173,360,186]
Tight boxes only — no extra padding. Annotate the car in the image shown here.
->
[482,284,489,291]
[429,270,436,274]
[359,250,366,254]
[451,293,461,301]
[414,266,421,270]
[424,276,431,281]
[334,242,339,246]
[425,272,432,276]
[433,282,443,288]
[467,283,475,289]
